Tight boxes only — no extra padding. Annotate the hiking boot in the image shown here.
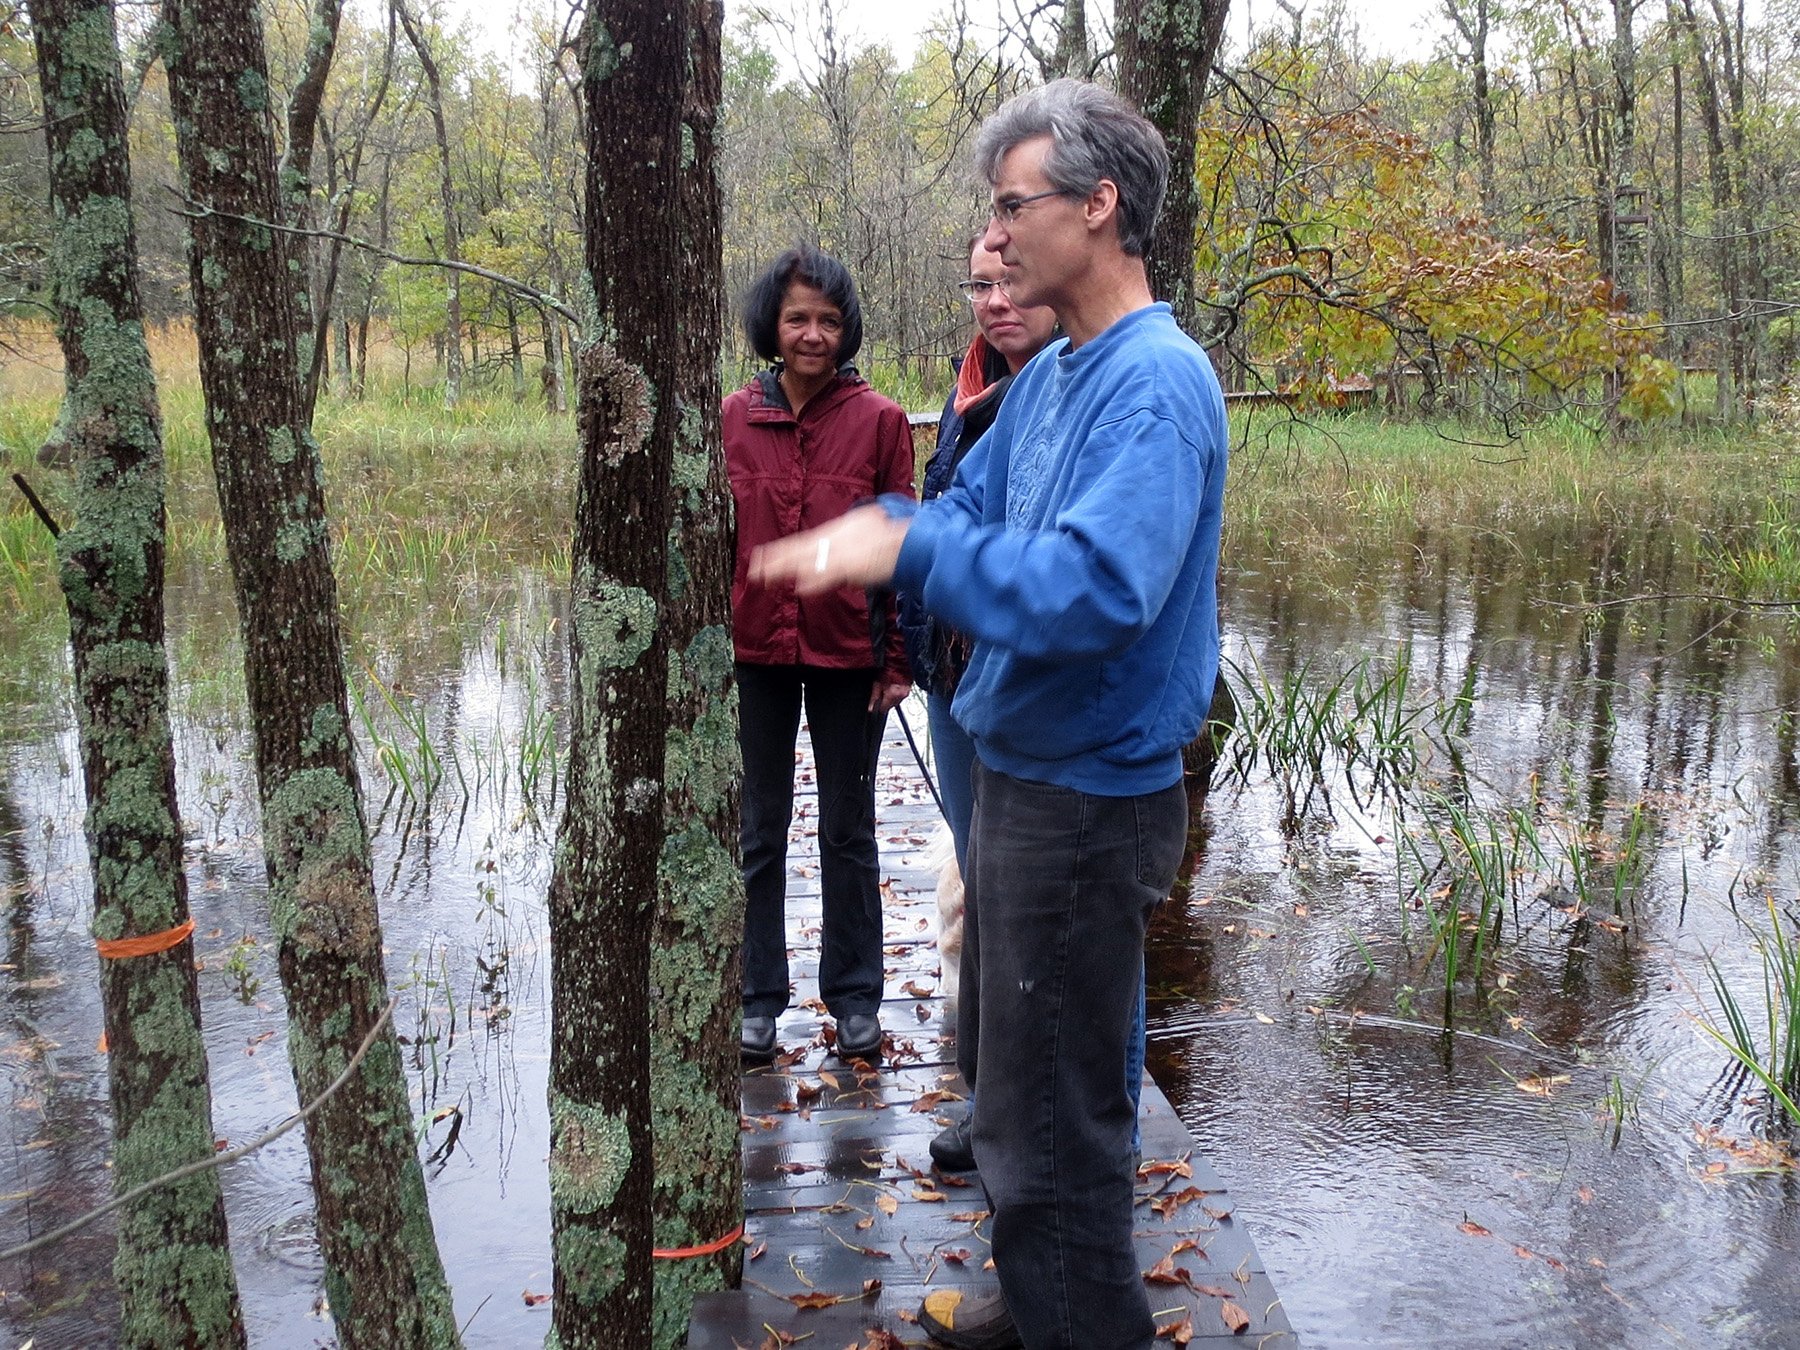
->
[929,1115,976,1172]
[835,1013,882,1060]
[740,1015,777,1061]
[918,1289,1022,1350]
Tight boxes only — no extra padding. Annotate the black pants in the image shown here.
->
[962,761,1188,1350]
[737,663,887,1020]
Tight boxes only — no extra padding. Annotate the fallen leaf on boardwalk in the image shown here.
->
[856,1216,875,1231]
[819,1071,841,1089]
[759,1329,804,1348]
[901,979,934,998]
[911,1090,962,1113]
[797,1081,823,1103]
[1192,1284,1236,1298]
[775,1162,817,1176]
[923,1290,965,1325]
[788,1291,845,1309]
[1458,1220,1492,1238]
[1171,1239,1203,1257]
[876,1194,899,1217]
[949,1210,989,1223]
[916,1005,930,1022]
[1220,1300,1250,1334]
[1151,1186,1207,1219]
[895,1308,919,1324]
[1138,1158,1193,1180]
[1144,1254,1191,1286]
[879,880,898,902]
[911,1187,947,1202]
[855,1331,905,1350]
[522,1289,550,1307]
[1202,1201,1232,1221]
[941,1248,972,1264]
[1252,1012,1275,1025]
[983,1258,995,1270]
[1156,1315,1194,1343]
[934,1172,972,1187]
[748,1241,767,1260]
[1515,1074,1571,1097]
[862,1279,883,1295]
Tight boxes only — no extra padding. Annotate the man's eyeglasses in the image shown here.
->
[957,278,1012,306]
[989,188,1071,222]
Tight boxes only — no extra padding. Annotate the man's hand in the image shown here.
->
[869,678,911,715]
[750,503,910,595]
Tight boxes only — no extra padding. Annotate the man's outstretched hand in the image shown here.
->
[750,503,911,596]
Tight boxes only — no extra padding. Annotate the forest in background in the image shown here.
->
[1,0,1797,430]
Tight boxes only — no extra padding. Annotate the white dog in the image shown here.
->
[926,828,965,1010]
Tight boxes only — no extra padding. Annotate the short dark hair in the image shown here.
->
[741,246,865,366]
[974,79,1170,258]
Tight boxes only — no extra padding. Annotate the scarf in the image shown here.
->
[952,334,1000,417]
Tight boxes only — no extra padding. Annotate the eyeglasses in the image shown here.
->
[957,278,1012,306]
[989,188,1071,223]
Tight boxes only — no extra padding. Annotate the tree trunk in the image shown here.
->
[507,293,525,403]
[394,0,463,410]
[650,0,744,1342]
[159,2,462,1345]
[542,310,567,414]
[546,0,687,1339]
[1116,0,1231,339]
[28,2,245,1342]
[278,0,343,401]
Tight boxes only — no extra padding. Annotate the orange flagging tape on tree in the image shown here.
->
[95,917,195,960]
[652,1222,746,1260]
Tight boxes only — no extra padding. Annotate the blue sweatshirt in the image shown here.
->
[889,303,1227,796]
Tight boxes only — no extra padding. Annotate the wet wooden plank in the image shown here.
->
[694,712,1295,1346]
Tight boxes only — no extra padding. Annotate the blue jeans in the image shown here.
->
[926,691,977,871]
[962,762,1187,1350]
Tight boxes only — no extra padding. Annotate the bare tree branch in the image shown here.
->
[0,1000,397,1262]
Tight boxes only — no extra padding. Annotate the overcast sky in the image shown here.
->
[440,0,1451,84]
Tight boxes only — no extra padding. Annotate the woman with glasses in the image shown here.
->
[900,237,1058,878]
[727,245,915,1065]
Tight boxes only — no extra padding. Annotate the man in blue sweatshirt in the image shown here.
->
[752,78,1227,1350]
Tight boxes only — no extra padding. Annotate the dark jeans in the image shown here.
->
[962,761,1188,1350]
[738,663,887,1020]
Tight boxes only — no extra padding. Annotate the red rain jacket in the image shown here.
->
[725,370,915,681]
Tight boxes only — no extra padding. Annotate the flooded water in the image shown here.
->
[3,493,1800,1346]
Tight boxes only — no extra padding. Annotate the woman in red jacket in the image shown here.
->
[727,246,914,1062]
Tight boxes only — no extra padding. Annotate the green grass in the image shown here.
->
[1700,895,1800,1121]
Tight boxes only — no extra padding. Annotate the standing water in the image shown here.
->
[2,418,1799,1346]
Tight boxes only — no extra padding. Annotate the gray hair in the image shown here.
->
[973,79,1170,258]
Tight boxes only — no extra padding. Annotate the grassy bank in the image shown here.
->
[4,327,1797,656]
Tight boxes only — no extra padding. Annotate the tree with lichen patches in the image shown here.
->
[1116,0,1230,339]
[649,0,746,1342]
[157,0,461,1345]
[23,1,246,1343]
[544,0,687,1340]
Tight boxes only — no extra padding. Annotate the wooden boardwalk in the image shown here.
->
[687,706,1295,1348]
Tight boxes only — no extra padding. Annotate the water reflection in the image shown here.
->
[2,504,1798,1345]
[1151,513,1800,1346]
